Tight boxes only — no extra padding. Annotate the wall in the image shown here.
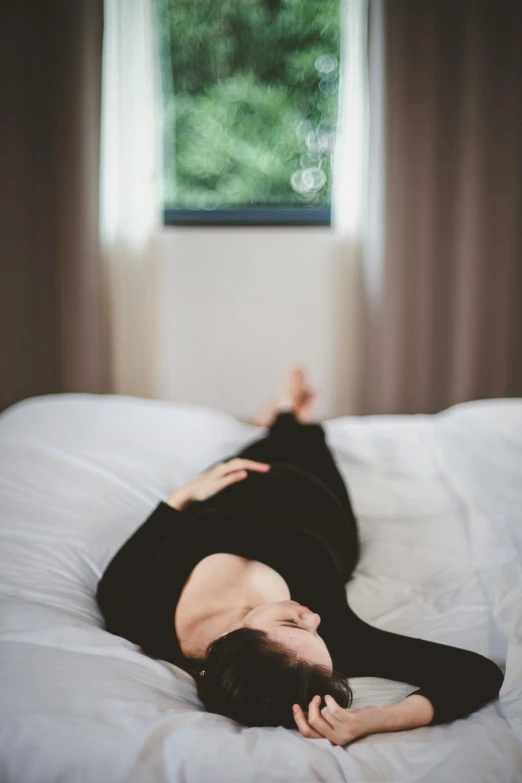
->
[154,227,362,421]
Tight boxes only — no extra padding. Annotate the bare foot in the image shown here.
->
[250,366,319,427]
[296,387,319,423]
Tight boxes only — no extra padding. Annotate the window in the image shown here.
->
[157,0,341,225]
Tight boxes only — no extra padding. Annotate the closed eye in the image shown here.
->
[281,618,304,630]
[281,619,321,639]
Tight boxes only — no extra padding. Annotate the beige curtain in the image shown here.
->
[99,0,163,399]
[363,0,522,414]
[1,1,107,413]
[330,0,370,415]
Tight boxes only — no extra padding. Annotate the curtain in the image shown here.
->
[331,0,369,240]
[1,1,105,412]
[362,0,522,414]
[100,0,163,397]
[330,0,370,413]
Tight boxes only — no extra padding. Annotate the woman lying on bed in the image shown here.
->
[96,367,504,746]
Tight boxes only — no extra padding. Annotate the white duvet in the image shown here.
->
[0,394,521,783]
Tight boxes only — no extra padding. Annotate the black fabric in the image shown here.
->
[96,412,504,726]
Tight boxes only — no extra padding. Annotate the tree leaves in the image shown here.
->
[158,0,340,208]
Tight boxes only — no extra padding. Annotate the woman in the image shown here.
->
[96,367,504,746]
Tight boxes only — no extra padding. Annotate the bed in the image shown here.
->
[1,393,521,783]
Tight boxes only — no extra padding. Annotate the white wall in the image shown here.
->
[154,228,363,421]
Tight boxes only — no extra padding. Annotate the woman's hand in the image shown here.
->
[166,458,271,511]
[293,695,384,746]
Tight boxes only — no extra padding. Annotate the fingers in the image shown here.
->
[193,458,271,504]
[215,470,249,490]
[320,706,339,727]
[323,694,344,724]
[215,458,271,476]
[307,696,337,741]
[292,704,323,739]
[294,696,359,747]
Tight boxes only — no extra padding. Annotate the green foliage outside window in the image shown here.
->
[157,0,340,211]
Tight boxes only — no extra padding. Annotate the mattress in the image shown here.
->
[0,394,521,783]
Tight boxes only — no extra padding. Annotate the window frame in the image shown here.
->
[157,0,340,229]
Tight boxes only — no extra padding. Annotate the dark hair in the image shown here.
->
[186,627,353,728]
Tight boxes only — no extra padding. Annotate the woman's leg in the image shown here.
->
[203,366,359,579]
[228,411,356,524]
[210,367,354,518]
[231,411,360,580]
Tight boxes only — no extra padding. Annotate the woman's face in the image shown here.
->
[242,600,333,671]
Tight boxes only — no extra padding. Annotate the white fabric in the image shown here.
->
[331,0,369,239]
[1,395,521,783]
[100,0,163,397]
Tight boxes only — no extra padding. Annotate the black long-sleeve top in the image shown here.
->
[96,463,504,726]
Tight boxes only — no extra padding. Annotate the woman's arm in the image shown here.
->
[96,501,184,602]
[371,693,434,730]
[330,606,504,726]
[96,459,271,598]
[295,606,503,744]
[293,693,434,744]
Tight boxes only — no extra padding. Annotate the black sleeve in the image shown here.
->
[330,606,504,726]
[96,501,184,599]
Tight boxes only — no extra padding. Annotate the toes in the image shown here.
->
[288,368,304,391]
[291,368,309,395]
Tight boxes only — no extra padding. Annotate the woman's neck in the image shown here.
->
[174,554,291,656]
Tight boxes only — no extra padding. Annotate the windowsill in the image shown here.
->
[163,206,331,227]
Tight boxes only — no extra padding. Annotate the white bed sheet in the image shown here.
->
[0,394,521,783]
